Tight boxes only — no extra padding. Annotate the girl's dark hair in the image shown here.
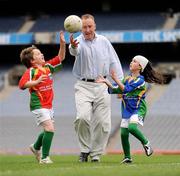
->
[141,62,166,84]
[20,45,37,68]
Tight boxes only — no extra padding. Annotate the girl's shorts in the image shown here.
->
[120,114,144,128]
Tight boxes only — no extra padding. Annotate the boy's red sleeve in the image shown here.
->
[19,69,30,90]
[46,56,61,66]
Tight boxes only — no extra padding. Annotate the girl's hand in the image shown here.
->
[95,75,106,83]
[110,69,125,91]
[96,75,114,88]
[117,94,122,99]
[110,69,118,81]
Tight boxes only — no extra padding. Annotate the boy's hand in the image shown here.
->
[60,31,66,45]
[37,75,48,84]
[23,75,48,89]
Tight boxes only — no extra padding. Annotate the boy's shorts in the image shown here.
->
[120,114,144,128]
[31,108,54,126]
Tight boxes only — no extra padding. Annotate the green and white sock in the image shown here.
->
[121,128,131,159]
[34,132,44,150]
[42,131,54,159]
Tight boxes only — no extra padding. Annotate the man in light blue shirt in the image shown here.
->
[69,14,124,162]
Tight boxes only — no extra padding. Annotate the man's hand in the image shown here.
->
[70,34,79,48]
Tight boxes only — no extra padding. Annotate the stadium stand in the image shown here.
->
[149,78,180,116]
[162,13,179,29]
[29,12,167,32]
[175,13,180,29]
[8,65,26,86]
[0,66,13,92]
[29,15,66,32]
[0,67,180,154]
[0,2,180,155]
[2,12,179,34]
[95,12,167,30]
[0,12,179,34]
[0,16,25,33]
[0,72,5,91]
[145,78,180,152]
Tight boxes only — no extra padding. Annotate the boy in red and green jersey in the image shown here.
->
[19,56,62,111]
[18,31,66,164]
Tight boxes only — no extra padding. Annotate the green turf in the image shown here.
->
[0,154,180,176]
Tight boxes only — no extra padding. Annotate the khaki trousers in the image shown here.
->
[74,80,111,157]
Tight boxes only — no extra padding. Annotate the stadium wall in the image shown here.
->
[0,30,180,45]
[0,30,180,66]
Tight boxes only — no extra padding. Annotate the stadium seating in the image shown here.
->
[0,66,12,91]
[95,12,166,30]
[0,12,179,33]
[0,67,180,154]
[0,11,180,154]
[0,72,4,91]
[29,15,66,32]
[175,15,180,29]
[29,12,167,32]
[149,78,180,116]
[0,16,25,33]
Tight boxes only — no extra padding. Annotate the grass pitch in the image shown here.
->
[0,154,180,176]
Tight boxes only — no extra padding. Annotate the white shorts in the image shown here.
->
[31,108,54,126]
[120,114,144,128]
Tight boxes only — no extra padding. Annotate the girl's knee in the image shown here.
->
[128,123,137,133]
[121,128,129,137]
